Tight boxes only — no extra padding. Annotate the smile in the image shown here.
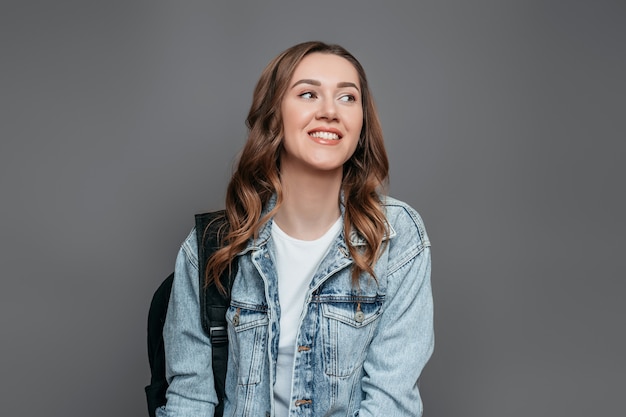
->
[309,131,341,140]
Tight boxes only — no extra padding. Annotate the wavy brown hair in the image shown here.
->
[206,41,389,293]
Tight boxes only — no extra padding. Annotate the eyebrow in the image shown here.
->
[291,79,360,92]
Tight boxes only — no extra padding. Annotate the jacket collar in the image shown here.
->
[342,192,397,246]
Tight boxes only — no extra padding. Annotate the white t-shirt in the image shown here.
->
[271,217,342,417]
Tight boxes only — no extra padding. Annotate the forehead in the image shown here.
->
[290,52,360,85]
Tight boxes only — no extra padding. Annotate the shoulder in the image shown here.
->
[381,195,431,252]
[180,227,200,270]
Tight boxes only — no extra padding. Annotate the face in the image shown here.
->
[280,52,363,177]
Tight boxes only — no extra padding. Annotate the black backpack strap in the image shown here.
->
[145,272,174,417]
[195,210,236,417]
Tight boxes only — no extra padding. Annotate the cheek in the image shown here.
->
[281,104,309,132]
[280,105,293,131]
[350,106,364,129]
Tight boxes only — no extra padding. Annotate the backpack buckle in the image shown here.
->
[209,326,228,345]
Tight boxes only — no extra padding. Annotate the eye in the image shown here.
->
[299,91,317,99]
[339,94,357,103]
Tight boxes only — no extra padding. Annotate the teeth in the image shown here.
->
[310,131,340,140]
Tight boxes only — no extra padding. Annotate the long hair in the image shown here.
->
[206,41,389,293]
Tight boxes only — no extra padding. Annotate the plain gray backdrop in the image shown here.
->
[1,1,624,416]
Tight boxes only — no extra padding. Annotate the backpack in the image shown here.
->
[145,210,236,417]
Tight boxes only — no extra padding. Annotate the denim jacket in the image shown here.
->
[159,196,433,417]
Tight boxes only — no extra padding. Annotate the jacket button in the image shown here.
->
[354,311,365,323]
[233,308,241,326]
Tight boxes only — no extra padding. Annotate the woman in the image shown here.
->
[160,41,433,417]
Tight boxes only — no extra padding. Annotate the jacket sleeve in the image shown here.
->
[358,232,434,416]
[160,229,217,417]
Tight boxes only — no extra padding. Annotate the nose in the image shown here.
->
[316,97,338,121]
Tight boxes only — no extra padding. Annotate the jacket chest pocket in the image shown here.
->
[226,303,269,385]
[320,298,383,377]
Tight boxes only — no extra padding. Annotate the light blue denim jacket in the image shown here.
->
[159,196,433,417]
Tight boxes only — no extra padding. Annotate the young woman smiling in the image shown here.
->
[160,41,434,417]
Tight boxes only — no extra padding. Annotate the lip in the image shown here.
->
[307,127,343,139]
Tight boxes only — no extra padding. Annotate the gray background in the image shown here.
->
[1,1,624,416]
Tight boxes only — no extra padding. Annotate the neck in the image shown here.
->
[274,164,342,240]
